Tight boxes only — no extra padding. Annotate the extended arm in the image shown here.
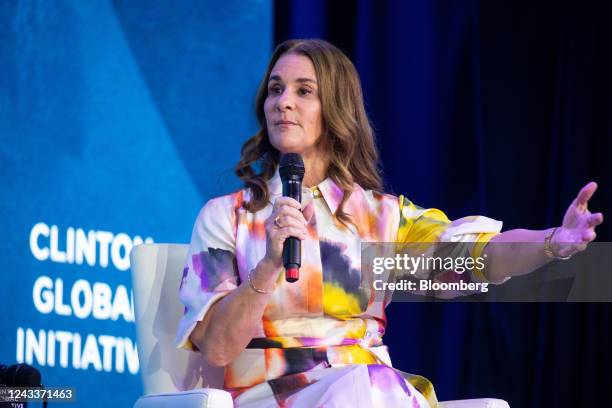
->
[483,182,603,283]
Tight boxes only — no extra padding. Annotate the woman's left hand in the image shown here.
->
[552,181,604,257]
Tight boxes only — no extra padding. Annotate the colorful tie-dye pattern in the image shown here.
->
[176,170,504,407]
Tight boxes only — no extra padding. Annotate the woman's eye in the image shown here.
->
[298,88,312,96]
[269,85,282,95]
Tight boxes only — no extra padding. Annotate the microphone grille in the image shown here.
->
[279,153,305,179]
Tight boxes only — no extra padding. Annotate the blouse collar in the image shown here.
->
[268,168,344,215]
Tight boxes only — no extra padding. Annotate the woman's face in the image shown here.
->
[264,53,323,157]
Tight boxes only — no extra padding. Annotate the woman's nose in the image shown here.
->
[277,90,296,111]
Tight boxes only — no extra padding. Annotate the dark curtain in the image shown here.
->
[275,1,612,406]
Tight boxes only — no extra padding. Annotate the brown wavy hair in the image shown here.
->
[235,39,382,226]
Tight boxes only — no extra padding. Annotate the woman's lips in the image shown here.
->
[276,120,298,126]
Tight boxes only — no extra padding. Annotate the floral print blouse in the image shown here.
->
[175,170,503,407]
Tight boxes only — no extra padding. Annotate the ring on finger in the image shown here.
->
[274,216,282,228]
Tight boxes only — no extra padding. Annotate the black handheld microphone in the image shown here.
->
[279,153,305,282]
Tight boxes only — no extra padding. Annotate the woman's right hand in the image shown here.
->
[262,197,309,269]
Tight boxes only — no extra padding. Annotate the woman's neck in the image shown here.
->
[301,151,329,188]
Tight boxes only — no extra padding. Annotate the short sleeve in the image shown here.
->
[397,195,507,285]
[175,197,239,350]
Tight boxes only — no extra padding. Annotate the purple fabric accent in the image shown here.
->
[320,240,368,309]
[179,266,189,289]
[192,248,236,290]
[367,364,412,396]
[297,337,322,347]
[299,337,359,347]
[192,253,203,279]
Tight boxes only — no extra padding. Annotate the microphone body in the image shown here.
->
[279,154,305,282]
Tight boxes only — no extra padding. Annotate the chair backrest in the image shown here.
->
[130,243,224,395]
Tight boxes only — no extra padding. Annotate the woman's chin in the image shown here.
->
[270,137,316,157]
[272,143,306,156]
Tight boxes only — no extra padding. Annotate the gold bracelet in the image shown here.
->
[247,268,274,294]
[544,227,572,260]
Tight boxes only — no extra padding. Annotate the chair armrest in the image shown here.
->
[133,388,233,408]
[439,398,510,408]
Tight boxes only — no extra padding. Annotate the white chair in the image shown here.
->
[130,243,232,408]
[130,243,510,408]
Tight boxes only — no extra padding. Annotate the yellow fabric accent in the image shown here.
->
[323,282,365,318]
[404,373,439,408]
[332,345,380,365]
[398,195,450,243]
[343,319,368,339]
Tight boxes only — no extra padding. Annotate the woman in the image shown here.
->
[175,39,603,407]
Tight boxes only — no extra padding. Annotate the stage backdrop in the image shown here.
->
[0,1,271,406]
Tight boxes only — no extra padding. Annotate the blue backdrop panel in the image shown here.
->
[0,1,271,406]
